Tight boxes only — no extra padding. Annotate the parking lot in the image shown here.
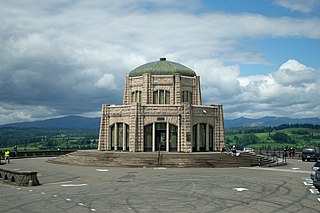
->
[0,157,319,212]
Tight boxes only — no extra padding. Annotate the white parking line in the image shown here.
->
[233,188,248,192]
[241,167,310,174]
[78,203,84,206]
[96,169,109,172]
[61,183,88,187]
[45,181,72,185]
[309,189,316,193]
[304,181,313,186]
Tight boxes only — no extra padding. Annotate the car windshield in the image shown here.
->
[303,149,315,153]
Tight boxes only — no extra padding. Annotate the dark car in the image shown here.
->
[302,147,320,162]
[313,168,320,192]
[310,160,320,180]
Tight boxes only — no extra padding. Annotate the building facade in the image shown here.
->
[98,58,225,152]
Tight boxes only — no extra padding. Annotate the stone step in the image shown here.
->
[49,150,275,168]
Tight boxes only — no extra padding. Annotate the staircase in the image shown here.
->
[49,151,276,168]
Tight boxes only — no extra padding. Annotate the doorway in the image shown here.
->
[155,130,166,151]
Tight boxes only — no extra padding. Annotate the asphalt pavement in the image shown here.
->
[0,157,319,213]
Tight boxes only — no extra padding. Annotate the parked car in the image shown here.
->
[243,147,255,153]
[310,160,320,181]
[301,147,320,161]
[313,168,320,192]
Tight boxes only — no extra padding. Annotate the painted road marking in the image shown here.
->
[153,167,167,170]
[309,189,316,193]
[241,167,310,174]
[91,209,97,212]
[304,181,313,186]
[66,198,71,201]
[78,203,84,206]
[61,183,88,187]
[233,188,248,192]
[292,168,300,170]
[53,195,58,197]
[96,169,109,172]
[46,180,72,185]
[41,192,46,195]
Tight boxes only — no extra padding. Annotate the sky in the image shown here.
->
[0,0,319,125]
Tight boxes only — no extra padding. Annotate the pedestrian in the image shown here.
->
[283,147,288,162]
[231,145,237,156]
[291,146,295,158]
[14,144,17,156]
[221,146,226,153]
[4,149,10,164]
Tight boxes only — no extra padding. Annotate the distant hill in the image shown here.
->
[0,116,100,129]
[224,116,320,128]
[1,115,319,129]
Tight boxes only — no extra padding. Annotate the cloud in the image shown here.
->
[94,73,116,89]
[227,60,320,119]
[273,0,320,13]
[0,0,319,124]
[273,59,317,86]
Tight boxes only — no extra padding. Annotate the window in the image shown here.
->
[153,90,170,104]
[182,91,192,104]
[131,91,141,103]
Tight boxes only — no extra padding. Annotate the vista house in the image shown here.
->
[98,58,225,152]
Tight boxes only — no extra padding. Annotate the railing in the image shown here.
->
[2,149,77,158]
[255,148,301,166]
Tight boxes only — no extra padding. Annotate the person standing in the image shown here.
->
[14,144,18,156]
[231,145,237,156]
[4,150,10,164]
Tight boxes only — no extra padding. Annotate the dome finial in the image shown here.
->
[160,57,166,61]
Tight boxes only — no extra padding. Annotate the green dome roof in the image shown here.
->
[129,58,197,77]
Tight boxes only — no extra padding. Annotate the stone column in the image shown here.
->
[123,123,126,151]
[197,123,200,151]
[178,115,181,152]
[206,123,209,151]
[166,122,169,152]
[114,123,118,151]
[152,123,156,152]
[98,104,108,151]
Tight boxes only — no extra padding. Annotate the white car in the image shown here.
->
[243,147,255,153]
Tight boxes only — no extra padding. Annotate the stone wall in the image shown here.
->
[0,168,40,186]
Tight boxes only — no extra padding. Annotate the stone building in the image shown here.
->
[98,58,225,152]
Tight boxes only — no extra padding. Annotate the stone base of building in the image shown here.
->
[49,150,274,168]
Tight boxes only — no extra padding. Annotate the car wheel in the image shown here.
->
[302,158,305,161]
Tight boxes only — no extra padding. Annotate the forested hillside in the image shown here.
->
[225,124,320,150]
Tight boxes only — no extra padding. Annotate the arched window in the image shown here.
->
[153,90,170,104]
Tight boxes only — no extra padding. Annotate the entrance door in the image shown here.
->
[155,130,166,151]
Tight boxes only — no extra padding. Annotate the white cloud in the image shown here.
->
[273,59,317,86]
[273,0,320,13]
[228,59,320,119]
[94,73,116,89]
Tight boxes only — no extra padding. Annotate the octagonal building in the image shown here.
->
[98,58,225,152]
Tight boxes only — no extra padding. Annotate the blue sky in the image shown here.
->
[0,0,319,124]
